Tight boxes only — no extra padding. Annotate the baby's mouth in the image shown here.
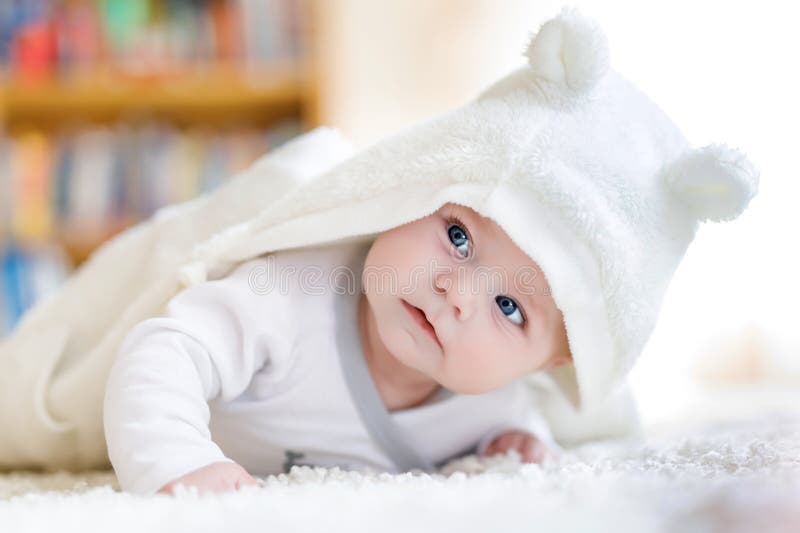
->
[401,299,442,348]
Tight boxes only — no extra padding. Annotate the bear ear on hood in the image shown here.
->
[523,6,610,104]
[474,6,608,106]
[662,143,760,223]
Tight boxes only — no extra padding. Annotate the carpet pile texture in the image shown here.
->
[1,414,797,533]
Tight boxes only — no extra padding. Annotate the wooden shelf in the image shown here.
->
[52,218,136,267]
[0,220,133,267]
[51,218,135,267]
[0,62,313,129]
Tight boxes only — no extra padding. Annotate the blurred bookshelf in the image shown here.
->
[0,0,323,335]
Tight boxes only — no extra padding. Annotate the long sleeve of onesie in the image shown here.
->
[103,257,289,495]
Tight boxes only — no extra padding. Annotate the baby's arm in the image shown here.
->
[104,258,282,495]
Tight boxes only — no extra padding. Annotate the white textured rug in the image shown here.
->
[1,414,798,533]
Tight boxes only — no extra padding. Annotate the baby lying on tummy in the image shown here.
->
[99,8,760,497]
[0,9,757,486]
[104,202,572,495]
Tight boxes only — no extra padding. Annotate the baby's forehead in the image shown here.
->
[473,211,553,291]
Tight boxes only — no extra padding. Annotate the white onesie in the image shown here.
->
[104,239,557,495]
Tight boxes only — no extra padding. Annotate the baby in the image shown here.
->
[101,7,759,496]
[104,201,572,495]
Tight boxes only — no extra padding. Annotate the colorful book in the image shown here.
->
[0,240,69,336]
[0,240,29,333]
[68,129,115,229]
[11,131,53,243]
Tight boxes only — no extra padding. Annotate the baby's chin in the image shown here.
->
[436,372,512,395]
[443,383,497,395]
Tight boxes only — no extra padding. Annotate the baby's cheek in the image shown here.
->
[444,355,506,394]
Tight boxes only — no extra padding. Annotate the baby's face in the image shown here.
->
[361,202,571,394]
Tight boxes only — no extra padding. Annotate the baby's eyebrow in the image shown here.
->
[456,206,483,236]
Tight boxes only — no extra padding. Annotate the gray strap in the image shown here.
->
[334,284,435,473]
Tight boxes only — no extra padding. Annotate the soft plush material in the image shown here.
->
[0,6,757,475]
[1,412,797,533]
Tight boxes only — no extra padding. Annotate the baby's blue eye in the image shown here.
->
[496,295,524,326]
[447,222,470,258]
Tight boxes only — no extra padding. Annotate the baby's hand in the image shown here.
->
[480,430,548,464]
[157,461,259,496]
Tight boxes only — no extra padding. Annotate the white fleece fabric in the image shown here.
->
[0,6,755,472]
[1,412,798,533]
[104,240,557,495]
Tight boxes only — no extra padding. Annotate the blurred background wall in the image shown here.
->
[1,0,797,433]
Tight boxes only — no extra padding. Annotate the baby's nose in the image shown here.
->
[434,270,478,321]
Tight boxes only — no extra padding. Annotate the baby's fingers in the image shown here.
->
[234,472,259,489]
[521,437,548,464]
[482,432,524,457]
[497,432,526,452]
